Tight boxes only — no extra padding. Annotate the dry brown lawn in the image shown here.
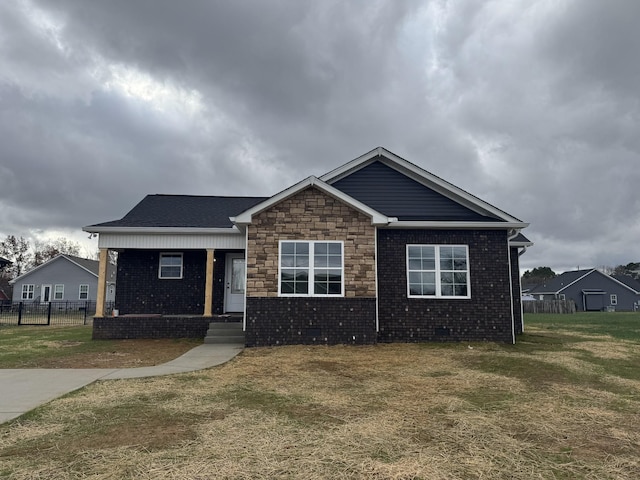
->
[1,324,639,479]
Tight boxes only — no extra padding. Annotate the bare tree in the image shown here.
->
[0,235,32,279]
[33,238,81,266]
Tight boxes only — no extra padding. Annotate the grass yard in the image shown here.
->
[1,313,639,479]
[0,325,202,368]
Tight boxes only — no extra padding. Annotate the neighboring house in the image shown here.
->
[9,254,116,304]
[0,256,11,269]
[528,269,640,312]
[84,147,532,345]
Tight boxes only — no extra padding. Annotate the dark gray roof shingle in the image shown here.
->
[89,195,268,229]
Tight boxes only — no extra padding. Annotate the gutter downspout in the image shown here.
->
[518,245,528,332]
[507,229,520,344]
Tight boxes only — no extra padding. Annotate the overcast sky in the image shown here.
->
[1,0,638,273]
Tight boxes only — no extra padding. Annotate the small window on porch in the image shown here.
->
[159,253,183,279]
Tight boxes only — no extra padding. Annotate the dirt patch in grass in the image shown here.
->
[41,339,202,368]
[0,325,202,368]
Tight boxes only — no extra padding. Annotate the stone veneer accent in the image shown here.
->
[246,187,376,298]
[245,186,377,346]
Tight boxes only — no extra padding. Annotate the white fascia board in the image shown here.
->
[62,255,99,278]
[9,255,96,284]
[83,226,241,235]
[555,269,597,294]
[510,240,534,247]
[319,146,381,182]
[598,270,640,294]
[386,221,529,230]
[321,146,524,224]
[233,176,391,226]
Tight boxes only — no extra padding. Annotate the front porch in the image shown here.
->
[93,247,246,318]
[92,313,243,340]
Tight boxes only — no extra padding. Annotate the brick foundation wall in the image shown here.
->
[377,229,515,343]
[245,297,376,346]
[115,250,211,315]
[92,316,211,339]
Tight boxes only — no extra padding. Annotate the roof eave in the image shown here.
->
[385,221,529,230]
[83,226,242,235]
[233,176,392,226]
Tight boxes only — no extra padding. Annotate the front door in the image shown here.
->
[224,253,245,312]
[41,285,51,303]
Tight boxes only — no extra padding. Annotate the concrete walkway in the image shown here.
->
[0,343,244,424]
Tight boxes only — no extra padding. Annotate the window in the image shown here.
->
[79,284,89,300]
[54,284,64,300]
[279,241,343,296]
[407,245,470,298]
[610,294,618,306]
[159,253,183,279]
[559,294,566,300]
[21,284,34,300]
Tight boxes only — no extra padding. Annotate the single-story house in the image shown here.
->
[10,254,116,304]
[84,147,532,345]
[528,269,640,312]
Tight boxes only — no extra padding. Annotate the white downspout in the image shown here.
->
[507,229,520,344]
[518,245,527,332]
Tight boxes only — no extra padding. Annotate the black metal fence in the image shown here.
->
[0,301,115,326]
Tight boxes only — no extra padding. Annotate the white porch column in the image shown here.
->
[95,248,108,317]
[203,249,215,317]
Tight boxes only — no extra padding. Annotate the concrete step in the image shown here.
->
[204,335,245,344]
[204,321,244,345]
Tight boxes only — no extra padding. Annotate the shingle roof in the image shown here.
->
[88,195,268,229]
[528,269,594,294]
[611,274,640,293]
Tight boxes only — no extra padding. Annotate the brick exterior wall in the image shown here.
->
[377,229,515,343]
[245,297,376,346]
[245,186,377,345]
[115,250,210,315]
[92,316,210,339]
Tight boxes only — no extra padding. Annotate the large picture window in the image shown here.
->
[407,245,470,298]
[279,241,343,296]
[159,253,183,279]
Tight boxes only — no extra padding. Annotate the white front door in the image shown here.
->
[41,285,51,303]
[224,253,245,312]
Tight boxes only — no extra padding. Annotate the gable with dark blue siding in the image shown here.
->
[331,160,500,222]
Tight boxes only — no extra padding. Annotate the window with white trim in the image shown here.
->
[279,241,343,296]
[159,253,183,279]
[21,284,34,300]
[54,284,64,300]
[79,284,89,300]
[610,294,618,306]
[407,245,470,298]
